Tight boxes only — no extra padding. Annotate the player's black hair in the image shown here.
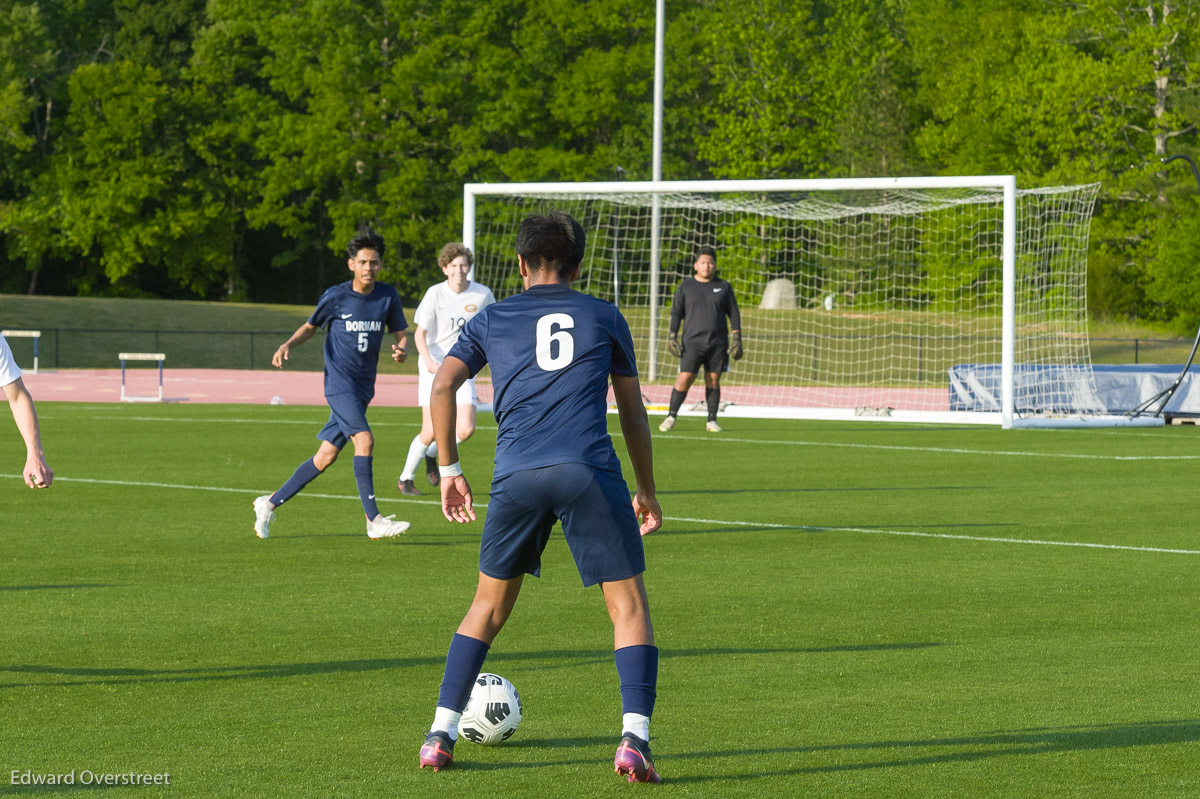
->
[516,211,586,278]
[347,229,386,259]
[697,245,717,263]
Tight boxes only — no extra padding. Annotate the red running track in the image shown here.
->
[21,368,948,411]
[21,368,427,407]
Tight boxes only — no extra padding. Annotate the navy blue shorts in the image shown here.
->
[480,463,646,587]
[317,393,371,449]
[680,341,729,375]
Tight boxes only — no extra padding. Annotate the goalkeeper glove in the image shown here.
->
[728,331,743,360]
[667,334,682,357]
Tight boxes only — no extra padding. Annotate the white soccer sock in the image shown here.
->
[622,712,650,742]
[432,706,462,740]
[401,435,428,482]
[424,438,461,458]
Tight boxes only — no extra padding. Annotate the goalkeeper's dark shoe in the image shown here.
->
[419,730,455,772]
[425,455,440,487]
[398,478,421,496]
[614,734,661,784]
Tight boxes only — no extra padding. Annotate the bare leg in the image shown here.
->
[457,572,525,644]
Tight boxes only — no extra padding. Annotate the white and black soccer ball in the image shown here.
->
[459,673,522,745]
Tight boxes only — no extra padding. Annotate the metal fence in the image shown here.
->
[1089,337,1197,365]
[1,328,1192,373]
[1,328,329,371]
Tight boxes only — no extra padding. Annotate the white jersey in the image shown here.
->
[0,335,22,388]
[414,280,496,364]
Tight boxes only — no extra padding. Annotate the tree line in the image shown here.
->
[1,0,1198,329]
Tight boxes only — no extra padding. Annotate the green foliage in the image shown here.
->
[1142,195,1200,331]
[909,0,1200,322]
[4,0,1200,328]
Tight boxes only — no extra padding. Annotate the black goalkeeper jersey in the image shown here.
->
[668,277,741,349]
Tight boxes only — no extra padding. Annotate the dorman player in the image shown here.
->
[251,230,411,540]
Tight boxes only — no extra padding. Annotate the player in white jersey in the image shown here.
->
[0,334,53,488]
[398,242,496,495]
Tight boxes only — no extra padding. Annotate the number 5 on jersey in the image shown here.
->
[536,313,574,371]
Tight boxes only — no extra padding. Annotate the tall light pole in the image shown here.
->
[652,0,664,184]
[648,0,665,379]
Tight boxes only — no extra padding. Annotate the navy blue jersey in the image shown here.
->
[309,281,407,400]
[448,283,638,479]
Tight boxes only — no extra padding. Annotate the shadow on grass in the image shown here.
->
[0,585,120,591]
[0,642,942,689]
[661,718,1200,783]
[275,534,467,546]
[659,485,991,497]
[652,521,1019,536]
[3,784,114,794]
[447,719,1200,780]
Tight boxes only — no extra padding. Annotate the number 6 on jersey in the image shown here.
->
[536,313,574,371]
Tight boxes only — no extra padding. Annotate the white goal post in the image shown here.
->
[463,177,1160,429]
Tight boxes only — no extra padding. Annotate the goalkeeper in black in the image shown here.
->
[659,246,743,433]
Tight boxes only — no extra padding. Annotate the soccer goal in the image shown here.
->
[463,177,1159,428]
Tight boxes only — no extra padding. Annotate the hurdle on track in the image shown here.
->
[119,352,166,402]
[2,330,40,374]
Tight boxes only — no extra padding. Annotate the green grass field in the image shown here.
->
[3,403,1199,797]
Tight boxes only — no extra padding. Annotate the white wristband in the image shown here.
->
[439,461,464,478]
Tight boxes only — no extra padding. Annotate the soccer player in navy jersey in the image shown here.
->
[659,246,743,433]
[251,231,411,540]
[417,212,664,783]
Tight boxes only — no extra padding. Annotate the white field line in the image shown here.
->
[647,434,1200,461]
[67,414,1199,461]
[1,473,445,509]
[80,414,417,428]
[6,474,1197,556]
[666,514,1200,555]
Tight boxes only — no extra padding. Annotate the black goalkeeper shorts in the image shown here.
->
[679,341,729,375]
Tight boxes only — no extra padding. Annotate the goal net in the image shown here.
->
[464,177,1153,428]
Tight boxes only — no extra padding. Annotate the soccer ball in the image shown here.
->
[459,673,522,745]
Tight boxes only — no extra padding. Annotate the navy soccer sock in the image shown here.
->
[705,386,720,421]
[614,644,659,717]
[270,458,322,507]
[437,633,491,712]
[353,455,380,519]
[668,389,686,417]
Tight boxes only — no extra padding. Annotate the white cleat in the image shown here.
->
[252,495,275,539]
[706,421,723,433]
[367,514,410,539]
[658,416,676,432]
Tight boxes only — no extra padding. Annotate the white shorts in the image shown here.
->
[417,367,478,408]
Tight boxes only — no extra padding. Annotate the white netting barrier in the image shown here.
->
[465,178,1152,427]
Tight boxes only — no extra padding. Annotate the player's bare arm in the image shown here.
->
[414,326,436,373]
[3,377,53,488]
[611,373,661,536]
[432,355,475,523]
[391,329,409,364]
[273,322,319,368]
